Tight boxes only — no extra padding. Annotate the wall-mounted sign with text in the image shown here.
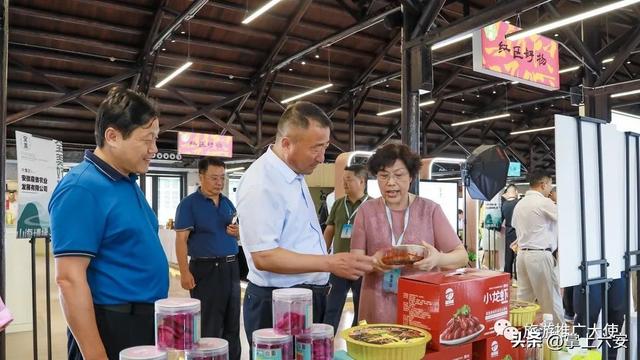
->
[473,21,559,91]
[177,132,233,158]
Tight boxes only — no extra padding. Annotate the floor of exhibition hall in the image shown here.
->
[5,255,355,360]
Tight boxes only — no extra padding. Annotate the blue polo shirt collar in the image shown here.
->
[196,187,228,204]
[264,146,303,184]
[84,150,136,182]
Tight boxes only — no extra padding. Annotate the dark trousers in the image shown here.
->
[573,277,626,360]
[322,274,361,333]
[243,282,329,358]
[563,285,575,318]
[67,304,154,360]
[190,258,241,360]
[504,237,517,277]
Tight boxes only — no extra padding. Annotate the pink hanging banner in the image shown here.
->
[473,21,560,91]
[177,132,233,158]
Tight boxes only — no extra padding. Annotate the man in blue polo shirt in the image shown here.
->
[174,157,240,360]
[49,87,169,360]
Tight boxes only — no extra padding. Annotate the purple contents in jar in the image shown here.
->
[156,313,196,350]
[274,311,307,336]
[253,328,294,360]
[295,324,334,360]
[155,298,201,351]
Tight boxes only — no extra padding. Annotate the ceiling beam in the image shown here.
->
[543,3,600,76]
[329,30,401,117]
[595,24,640,86]
[6,69,139,125]
[150,0,209,54]
[132,0,167,93]
[271,6,400,73]
[407,0,549,49]
[8,55,97,114]
[162,86,254,147]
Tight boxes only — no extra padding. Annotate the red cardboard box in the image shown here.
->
[397,269,510,351]
[423,343,472,359]
[472,334,520,360]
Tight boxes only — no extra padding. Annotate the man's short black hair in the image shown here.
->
[95,87,159,147]
[528,171,551,187]
[198,157,226,174]
[344,164,368,180]
[277,101,333,138]
[458,209,464,215]
[368,143,422,179]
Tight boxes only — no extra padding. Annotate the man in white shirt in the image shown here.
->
[236,101,374,347]
[512,171,564,324]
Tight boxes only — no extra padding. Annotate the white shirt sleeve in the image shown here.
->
[540,198,558,222]
[237,186,286,253]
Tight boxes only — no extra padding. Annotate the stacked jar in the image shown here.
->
[155,298,201,350]
[185,337,229,360]
[119,346,167,360]
[252,328,293,360]
[295,323,334,360]
[272,288,313,336]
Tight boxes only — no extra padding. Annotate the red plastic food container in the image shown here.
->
[397,268,510,351]
[423,343,472,359]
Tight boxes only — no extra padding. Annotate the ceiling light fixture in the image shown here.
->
[242,0,284,24]
[281,83,333,104]
[155,61,193,88]
[431,33,473,50]
[559,65,581,74]
[610,88,640,98]
[507,0,640,41]
[225,167,245,174]
[510,126,555,135]
[376,100,436,117]
[511,81,520,85]
[451,113,511,127]
[602,57,614,64]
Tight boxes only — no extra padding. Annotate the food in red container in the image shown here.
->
[380,245,425,265]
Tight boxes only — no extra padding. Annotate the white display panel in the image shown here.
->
[367,179,381,199]
[365,179,458,231]
[419,181,459,231]
[555,114,627,287]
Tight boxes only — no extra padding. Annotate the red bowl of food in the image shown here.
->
[380,245,426,266]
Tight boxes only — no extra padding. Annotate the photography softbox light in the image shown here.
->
[464,145,510,201]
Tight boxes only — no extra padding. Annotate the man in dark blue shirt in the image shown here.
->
[175,157,240,360]
[49,87,169,360]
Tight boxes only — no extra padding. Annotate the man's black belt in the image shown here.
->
[247,282,332,296]
[94,303,154,315]
[521,248,552,252]
[191,255,237,263]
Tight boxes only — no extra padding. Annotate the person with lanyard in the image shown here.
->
[322,164,369,333]
[174,157,241,360]
[350,143,468,323]
[236,101,375,349]
[49,87,168,360]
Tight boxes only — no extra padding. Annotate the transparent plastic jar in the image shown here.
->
[272,288,313,335]
[253,328,293,360]
[185,337,229,360]
[154,298,201,350]
[119,345,167,360]
[295,323,334,360]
